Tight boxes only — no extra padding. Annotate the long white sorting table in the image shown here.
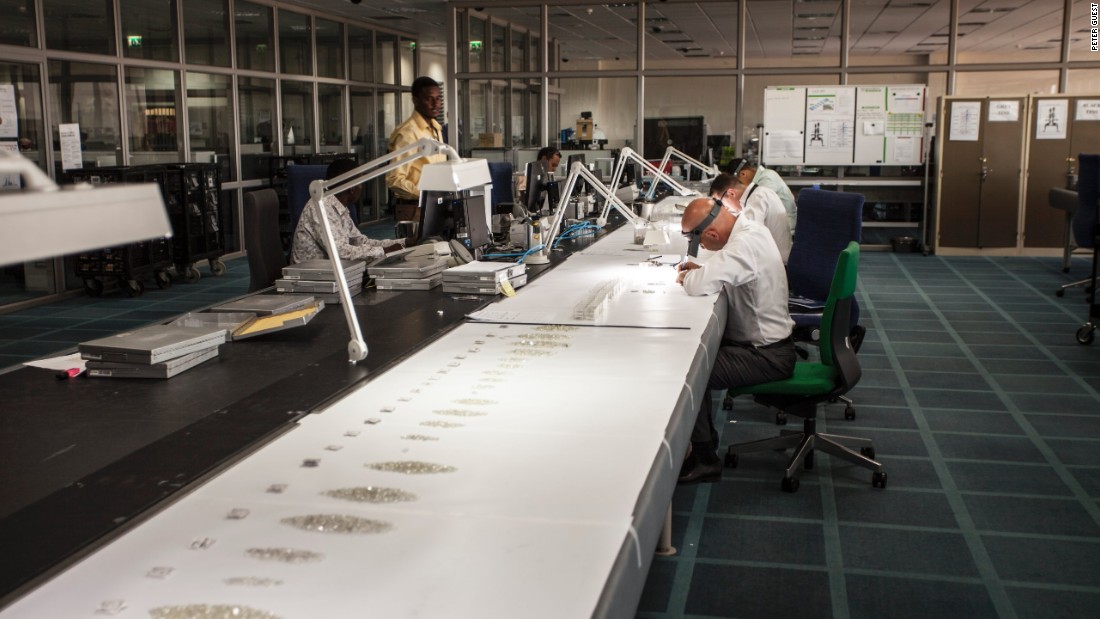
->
[3,214,725,619]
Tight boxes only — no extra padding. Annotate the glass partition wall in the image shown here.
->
[0,0,418,313]
[453,0,1090,158]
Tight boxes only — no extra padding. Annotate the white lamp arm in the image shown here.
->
[656,146,720,185]
[303,136,459,364]
[609,147,697,199]
[544,162,643,247]
[0,149,60,192]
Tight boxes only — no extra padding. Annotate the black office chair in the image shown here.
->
[243,188,287,292]
[725,242,885,492]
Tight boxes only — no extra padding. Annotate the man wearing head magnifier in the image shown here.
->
[726,157,797,230]
[674,197,795,484]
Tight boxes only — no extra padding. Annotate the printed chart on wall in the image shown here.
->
[1036,99,1068,140]
[763,84,927,166]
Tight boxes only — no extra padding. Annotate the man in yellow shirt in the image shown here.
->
[386,76,446,222]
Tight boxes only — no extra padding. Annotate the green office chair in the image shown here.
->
[724,242,886,493]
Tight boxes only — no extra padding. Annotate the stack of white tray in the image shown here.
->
[79,325,227,379]
[277,259,366,303]
[441,260,528,294]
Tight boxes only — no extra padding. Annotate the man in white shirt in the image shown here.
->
[710,173,791,263]
[291,159,410,264]
[728,158,797,230]
[676,197,796,483]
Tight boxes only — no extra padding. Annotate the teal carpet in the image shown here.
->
[638,253,1100,619]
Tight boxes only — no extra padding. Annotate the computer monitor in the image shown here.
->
[525,160,550,214]
[567,153,585,172]
[417,191,492,252]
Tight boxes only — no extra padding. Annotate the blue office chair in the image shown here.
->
[286,164,331,237]
[1072,154,1099,344]
[487,161,516,212]
[724,188,865,422]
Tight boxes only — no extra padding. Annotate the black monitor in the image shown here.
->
[417,191,492,251]
[525,160,550,215]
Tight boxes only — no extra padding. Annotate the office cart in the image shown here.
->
[63,167,174,297]
[162,163,226,283]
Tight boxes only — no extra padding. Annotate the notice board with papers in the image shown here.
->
[762,85,927,166]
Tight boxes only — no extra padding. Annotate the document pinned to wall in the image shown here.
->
[0,85,17,139]
[59,123,83,171]
[888,86,925,114]
[1075,99,1100,121]
[892,136,917,163]
[1035,99,1068,140]
[764,130,804,164]
[805,87,856,164]
[1,141,20,189]
[987,100,1019,122]
[949,101,981,141]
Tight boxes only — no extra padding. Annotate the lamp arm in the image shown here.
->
[659,146,720,181]
[0,149,60,192]
[304,136,457,364]
[543,162,643,250]
[608,147,697,200]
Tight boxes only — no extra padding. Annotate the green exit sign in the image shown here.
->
[127,35,142,48]
[469,41,482,51]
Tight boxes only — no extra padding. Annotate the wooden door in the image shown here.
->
[939,99,984,248]
[978,97,1024,248]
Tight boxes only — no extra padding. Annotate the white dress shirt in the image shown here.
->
[681,217,794,347]
[753,166,797,230]
[739,184,792,264]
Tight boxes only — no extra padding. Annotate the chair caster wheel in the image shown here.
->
[776,412,787,425]
[1077,325,1095,345]
[860,447,876,460]
[844,405,855,420]
[1056,289,1065,297]
[781,477,800,493]
[725,452,738,468]
[872,471,887,489]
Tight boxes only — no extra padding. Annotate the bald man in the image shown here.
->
[675,197,796,484]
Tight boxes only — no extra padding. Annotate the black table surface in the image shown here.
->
[0,230,610,605]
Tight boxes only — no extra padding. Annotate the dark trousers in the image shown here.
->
[693,340,797,445]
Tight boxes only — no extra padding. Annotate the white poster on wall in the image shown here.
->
[59,123,83,171]
[805,87,855,163]
[988,100,1019,122]
[0,141,20,189]
[1036,99,1068,139]
[0,85,18,139]
[949,101,981,141]
[1076,99,1100,121]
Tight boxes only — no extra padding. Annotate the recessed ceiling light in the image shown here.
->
[868,31,900,35]
[889,2,934,7]
[794,36,826,41]
[958,22,987,27]
[968,7,1014,13]
[662,39,692,44]
[797,13,835,19]
[795,26,829,31]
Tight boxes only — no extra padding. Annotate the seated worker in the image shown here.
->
[710,173,792,264]
[536,146,561,175]
[727,158,797,231]
[675,197,796,484]
[291,159,411,264]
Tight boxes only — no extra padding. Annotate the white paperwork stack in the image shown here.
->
[441,260,528,294]
[79,324,227,379]
[277,259,366,303]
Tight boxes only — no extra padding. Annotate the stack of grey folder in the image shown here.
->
[80,324,228,379]
[441,261,528,294]
[277,259,366,303]
[367,254,450,291]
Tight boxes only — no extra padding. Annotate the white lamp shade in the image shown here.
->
[419,159,491,192]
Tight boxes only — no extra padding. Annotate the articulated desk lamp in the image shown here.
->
[524,161,665,266]
[307,137,490,363]
[0,150,172,266]
[608,147,699,202]
[651,146,719,199]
